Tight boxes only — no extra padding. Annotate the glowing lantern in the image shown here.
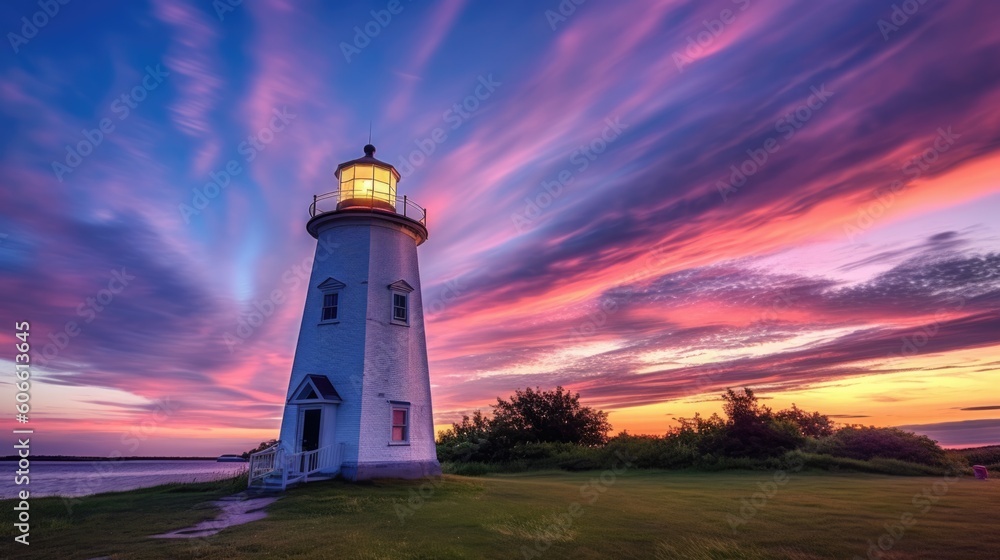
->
[335,144,399,212]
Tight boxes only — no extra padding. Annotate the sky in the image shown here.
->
[0,0,998,457]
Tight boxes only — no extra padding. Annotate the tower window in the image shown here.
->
[316,278,345,324]
[387,280,413,326]
[392,293,408,324]
[321,292,339,322]
[390,404,410,444]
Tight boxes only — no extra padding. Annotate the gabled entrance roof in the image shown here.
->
[288,374,342,404]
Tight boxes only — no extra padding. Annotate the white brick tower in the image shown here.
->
[276,144,440,480]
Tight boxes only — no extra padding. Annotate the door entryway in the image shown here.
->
[300,408,321,452]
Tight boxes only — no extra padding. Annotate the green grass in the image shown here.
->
[2,470,998,559]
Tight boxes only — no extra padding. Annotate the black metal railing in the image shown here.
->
[309,189,427,226]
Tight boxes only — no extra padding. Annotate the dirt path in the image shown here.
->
[150,494,280,539]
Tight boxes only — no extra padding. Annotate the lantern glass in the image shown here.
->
[339,163,396,209]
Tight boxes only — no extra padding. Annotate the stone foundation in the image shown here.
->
[341,460,442,480]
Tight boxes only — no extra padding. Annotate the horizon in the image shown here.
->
[1,0,999,458]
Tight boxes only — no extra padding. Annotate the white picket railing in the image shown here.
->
[248,444,280,487]
[249,442,343,490]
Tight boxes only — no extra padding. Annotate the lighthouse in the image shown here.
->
[266,144,440,484]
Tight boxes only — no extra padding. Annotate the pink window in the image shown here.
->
[391,407,409,442]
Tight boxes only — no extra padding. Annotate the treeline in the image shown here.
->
[436,387,974,476]
[241,439,278,459]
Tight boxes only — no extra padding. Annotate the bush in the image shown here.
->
[441,462,506,476]
[797,452,952,476]
[814,426,948,466]
[775,404,835,438]
[241,439,277,459]
[437,387,611,462]
[490,386,611,447]
[955,445,1000,470]
[437,437,497,464]
[674,389,806,459]
[602,433,681,469]
[437,386,954,477]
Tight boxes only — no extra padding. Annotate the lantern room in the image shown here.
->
[334,144,399,212]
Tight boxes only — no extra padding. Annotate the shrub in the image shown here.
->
[490,386,611,447]
[437,438,494,463]
[437,387,611,462]
[675,389,806,459]
[955,445,1000,470]
[796,452,952,476]
[774,404,835,438]
[436,386,956,477]
[441,462,504,476]
[814,426,948,466]
[602,433,682,469]
[241,439,277,459]
[438,409,508,462]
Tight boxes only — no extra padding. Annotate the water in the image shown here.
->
[0,460,247,499]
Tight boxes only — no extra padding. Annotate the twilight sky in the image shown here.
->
[1,0,998,456]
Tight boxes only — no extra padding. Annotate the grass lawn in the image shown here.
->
[2,470,998,559]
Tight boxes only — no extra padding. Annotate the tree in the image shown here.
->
[437,410,491,445]
[775,404,835,438]
[490,386,611,447]
[722,387,771,429]
[817,426,947,465]
[436,410,495,462]
[241,439,277,459]
[692,387,803,459]
[435,388,611,462]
